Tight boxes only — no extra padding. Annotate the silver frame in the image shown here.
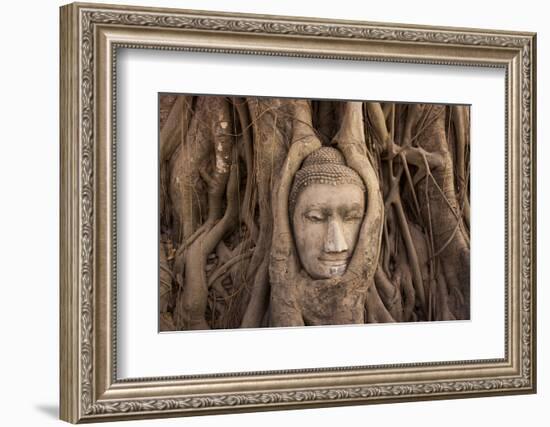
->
[60,2,536,423]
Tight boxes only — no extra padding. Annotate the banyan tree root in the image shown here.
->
[159,95,470,330]
[240,98,291,328]
[413,105,470,320]
[173,97,238,330]
[268,99,322,326]
[362,102,470,322]
[268,101,385,326]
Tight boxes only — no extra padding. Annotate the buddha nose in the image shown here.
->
[324,219,348,253]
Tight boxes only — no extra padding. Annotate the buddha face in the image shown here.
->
[292,183,365,279]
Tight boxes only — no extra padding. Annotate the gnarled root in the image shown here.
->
[269,99,321,326]
[174,97,238,330]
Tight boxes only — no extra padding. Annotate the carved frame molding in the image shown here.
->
[60,2,536,423]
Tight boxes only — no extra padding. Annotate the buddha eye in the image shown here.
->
[304,211,325,223]
[343,211,363,222]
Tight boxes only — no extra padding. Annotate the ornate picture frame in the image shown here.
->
[60,2,536,423]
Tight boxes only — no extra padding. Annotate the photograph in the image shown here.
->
[159,96,471,331]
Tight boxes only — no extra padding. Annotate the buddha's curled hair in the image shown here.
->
[288,147,365,217]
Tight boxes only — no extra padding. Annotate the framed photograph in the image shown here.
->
[60,2,536,423]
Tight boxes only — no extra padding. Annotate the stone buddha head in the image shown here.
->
[289,147,366,280]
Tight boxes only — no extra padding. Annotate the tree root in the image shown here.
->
[161,96,470,330]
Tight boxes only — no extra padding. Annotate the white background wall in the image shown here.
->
[0,0,545,426]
